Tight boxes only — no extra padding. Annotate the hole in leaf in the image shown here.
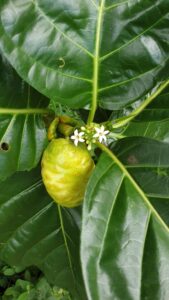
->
[1,142,9,151]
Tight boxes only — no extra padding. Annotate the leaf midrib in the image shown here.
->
[0,108,50,115]
[57,205,76,286]
[88,0,105,123]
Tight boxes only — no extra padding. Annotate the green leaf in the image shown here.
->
[0,54,49,180]
[81,144,169,300]
[17,292,30,300]
[2,266,16,276]
[112,137,169,226]
[0,167,86,300]
[122,88,169,142]
[0,0,168,111]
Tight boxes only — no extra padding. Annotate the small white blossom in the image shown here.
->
[93,125,109,143]
[71,129,85,146]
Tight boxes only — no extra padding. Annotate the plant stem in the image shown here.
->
[113,80,169,128]
[96,142,169,233]
[0,107,51,115]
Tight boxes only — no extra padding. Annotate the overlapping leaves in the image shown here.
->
[0,1,169,299]
[0,167,86,300]
[0,54,49,180]
[81,138,169,300]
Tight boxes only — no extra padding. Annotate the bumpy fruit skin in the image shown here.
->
[41,138,95,207]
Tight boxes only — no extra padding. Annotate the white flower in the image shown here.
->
[93,125,109,143]
[70,129,85,146]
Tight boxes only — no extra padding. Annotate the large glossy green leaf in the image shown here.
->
[112,137,169,226]
[81,143,169,300]
[0,167,86,300]
[0,53,49,180]
[0,0,168,109]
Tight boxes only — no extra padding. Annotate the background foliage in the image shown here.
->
[0,262,71,299]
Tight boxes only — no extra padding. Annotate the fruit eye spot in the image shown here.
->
[1,142,9,151]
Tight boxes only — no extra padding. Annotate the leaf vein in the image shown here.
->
[100,14,167,62]
[89,0,99,10]
[139,212,151,299]
[0,179,43,210]
[1,202,54,249]
[0,116,16,143]
[16,115,28,170]
[31,0,93,58]
[97,174,125,263]
[104,0,129,11]
[21,228,62,262]
[98,64,161,92]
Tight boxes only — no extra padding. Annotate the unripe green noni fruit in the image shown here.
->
[41,138,95,207]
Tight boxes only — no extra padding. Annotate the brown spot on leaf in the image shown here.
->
[127,155,138,165]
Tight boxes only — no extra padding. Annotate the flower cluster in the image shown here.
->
[70,124,109,149]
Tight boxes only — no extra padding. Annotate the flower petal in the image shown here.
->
[99,136,103,143]
[100,125,105,132]
[79,138,85,143]
[94,127,101,133]
[74,139,78,146]
[79,132,85,137]
[74,129,79,136]
[99,135,107,143]
[102,135,107,142]
[93,133,99,138]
